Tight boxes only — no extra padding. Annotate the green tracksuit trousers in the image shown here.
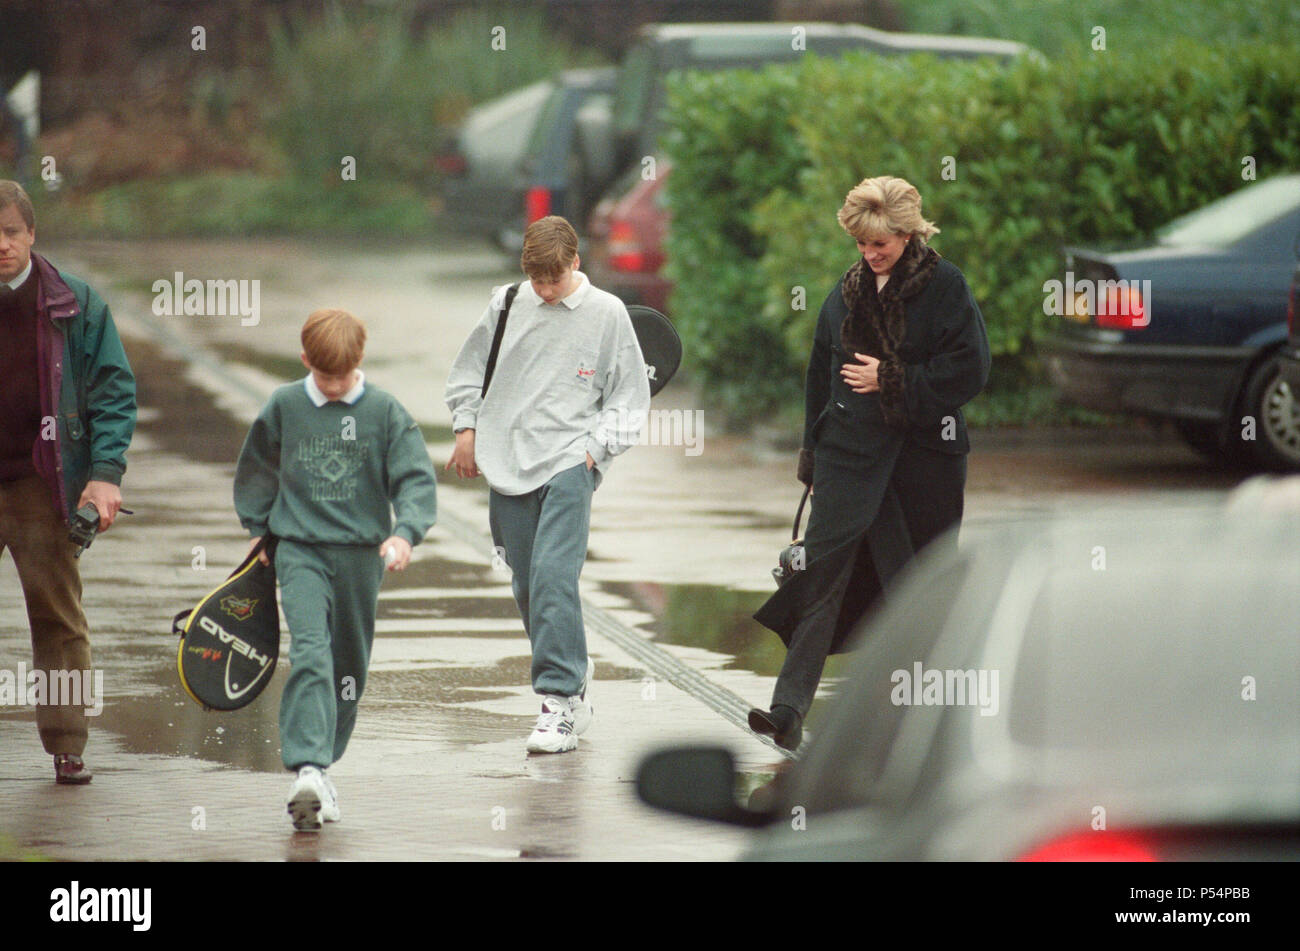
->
[275,539,384,770]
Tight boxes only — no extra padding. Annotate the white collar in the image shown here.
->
[523,271,591,310]
[3,259,33,291]
[304,369,365,407]
[558,271,591,309]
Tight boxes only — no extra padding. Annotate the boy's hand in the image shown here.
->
[446,429,480,479]
[247,536,270,565]
[379,536,412,571]
[586,452,595,471]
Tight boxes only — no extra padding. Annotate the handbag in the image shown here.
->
[171,535,281,711]
[771,485,811,587]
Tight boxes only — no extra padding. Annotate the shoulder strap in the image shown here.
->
[792,484,811,542]
[482,283,521,397]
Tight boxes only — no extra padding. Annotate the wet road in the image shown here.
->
[0,236,1251,860]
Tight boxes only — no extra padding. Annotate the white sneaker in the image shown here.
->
[287,765,327,831]
[526,696,578,753]
[320,771,341,823]
[570,657,595,736]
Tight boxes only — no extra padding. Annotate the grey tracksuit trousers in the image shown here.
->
[488,461,595,697]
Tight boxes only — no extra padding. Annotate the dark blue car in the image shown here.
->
[1279,255,1300,396]
[1043,174,1300,470]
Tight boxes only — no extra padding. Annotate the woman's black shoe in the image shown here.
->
[747,704,803,751]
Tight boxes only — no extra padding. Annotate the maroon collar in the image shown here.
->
[31,252,79,320]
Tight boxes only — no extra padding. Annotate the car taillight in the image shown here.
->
[525,187,552,225]
[1019,831,1158,861]
[1096,285,1147,330]
[608,219,647,272]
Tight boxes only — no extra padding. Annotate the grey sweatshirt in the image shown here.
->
[444,273,650,496]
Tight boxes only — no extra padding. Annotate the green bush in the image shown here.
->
[905,0,1300,56]
[265,2,602,194]
[30,2,607,239]
[36,172,438,238]
[663,40,1300,426]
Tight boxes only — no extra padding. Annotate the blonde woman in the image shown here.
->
[750,176,991,750]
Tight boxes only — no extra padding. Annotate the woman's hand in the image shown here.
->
[841,352,881,394]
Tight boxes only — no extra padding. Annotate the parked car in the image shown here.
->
[436,79,553,241]
[1279,249,1300,395]
[585,159,671,313]
[637,496,1300,860]
[575,22,1031,220]
[496,66,617,253]
[437,67,615,249]
[1042,173,1300,471]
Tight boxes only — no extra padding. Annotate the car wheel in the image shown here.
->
[1238,355,1300,471]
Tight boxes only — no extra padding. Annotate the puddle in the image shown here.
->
[378,596,519,623]
[207,341,305,382]
[594,578,854,727]
[128,339,249,465]
[88,636,289,773]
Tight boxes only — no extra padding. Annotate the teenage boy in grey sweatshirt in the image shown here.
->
[445,215,649,753]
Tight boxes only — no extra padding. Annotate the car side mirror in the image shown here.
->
[635,746,773,827]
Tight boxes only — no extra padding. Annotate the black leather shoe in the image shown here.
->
[747,704,803,751]
[54,754,93,785]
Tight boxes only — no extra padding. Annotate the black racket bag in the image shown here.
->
[171,535,280,711]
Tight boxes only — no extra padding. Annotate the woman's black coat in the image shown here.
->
[753,250,991,654]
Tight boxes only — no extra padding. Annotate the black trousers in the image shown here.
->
[770,444,967,717]
[770,551,857,716]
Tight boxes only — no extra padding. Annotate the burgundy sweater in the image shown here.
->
[0,268,43,482]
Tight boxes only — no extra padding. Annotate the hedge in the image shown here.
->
[661,40,1300,425]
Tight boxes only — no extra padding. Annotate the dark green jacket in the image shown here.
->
[32,252,137,521]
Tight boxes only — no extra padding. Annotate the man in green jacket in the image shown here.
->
[0,180,136,784]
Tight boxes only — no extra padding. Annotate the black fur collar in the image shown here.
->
[838,238,940,427]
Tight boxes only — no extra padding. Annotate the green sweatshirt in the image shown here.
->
[234,379,438,547]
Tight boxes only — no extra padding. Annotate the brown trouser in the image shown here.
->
[0,476,92,755]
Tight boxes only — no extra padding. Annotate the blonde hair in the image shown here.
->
[837,176,939,244]
[301,309,366,374]
[0,180,36,230]
[521,215,579,279]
